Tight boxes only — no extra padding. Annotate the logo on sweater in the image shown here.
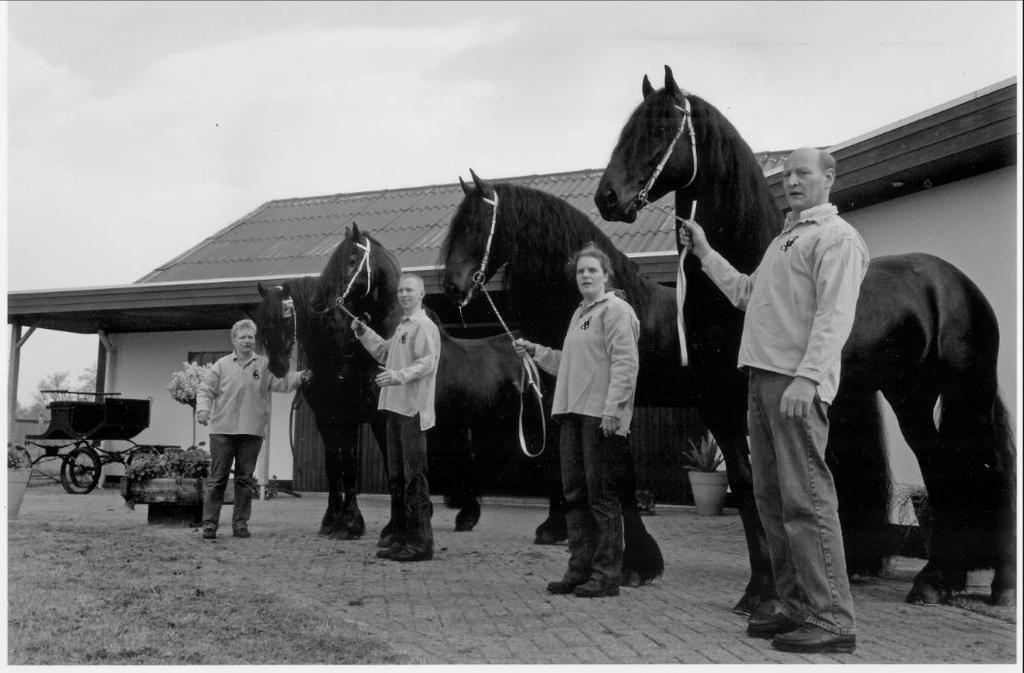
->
[580,318,592,331]
[399,331,408,344]
[252,370,260,380]
[781,235,800,252]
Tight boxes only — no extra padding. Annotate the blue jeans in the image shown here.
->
[559,414,625,587]
[748,369,856,635]
[202,433,262,531]
[386,412,433,553]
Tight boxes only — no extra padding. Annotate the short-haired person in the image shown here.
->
[514,244,640,598]
[680,148,867,653]
[196,318,310,539]
[352,272,441,563]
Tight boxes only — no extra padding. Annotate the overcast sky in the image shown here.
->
[3,1,1021,405]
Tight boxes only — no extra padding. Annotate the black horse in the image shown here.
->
[256,224,531,540]
[594,66,1016,607]
[442,174,668,587]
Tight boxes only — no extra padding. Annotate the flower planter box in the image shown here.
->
[122,477,237,526]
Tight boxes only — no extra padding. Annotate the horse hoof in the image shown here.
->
[454,520,477,532]
[906,581,946,605]
[620,570,643,588]
[317,526,332,536]
[328,529,362,541]
[534,530,568,545]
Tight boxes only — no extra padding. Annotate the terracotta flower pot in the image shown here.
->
[7,468,32,519]
[687,470,728,516]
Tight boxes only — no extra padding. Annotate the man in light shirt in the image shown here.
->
[681,148,867,654]
[196,319,310,540]
[352,273,441,563]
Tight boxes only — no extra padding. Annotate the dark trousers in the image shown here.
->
[386,412,434,553]
[202,433,262,531]
[559,414,625,587]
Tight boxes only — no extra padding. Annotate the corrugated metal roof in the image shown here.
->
[138,160,788,284]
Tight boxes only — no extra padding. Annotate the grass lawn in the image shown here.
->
[7,516,404,665]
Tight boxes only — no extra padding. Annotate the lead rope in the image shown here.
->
[471,192,546,458]
[673,201,697,366]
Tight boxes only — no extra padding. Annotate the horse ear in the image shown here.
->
[664,65,682,100]
[459,175,472,196]
[280,285,291,300]
[469,168,491,196]
[257,282,267,297]
[642,74,654,100]
[352,222,361,239]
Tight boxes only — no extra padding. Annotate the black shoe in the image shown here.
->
[747,613,803,639]
[573,580,620,598]
[392,546,433,562]
[202,528,217,540]
[232,527,251,538]
[772,624,856,654]
[546,579,584,595]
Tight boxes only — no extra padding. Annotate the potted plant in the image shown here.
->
[681,430,728,516]
[8,444,34,519]
[167,361,212,447]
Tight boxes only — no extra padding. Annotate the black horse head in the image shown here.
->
[440,169,509,308]
[255,282,296,378]
[596,65,699,223]
[325,222,400,333]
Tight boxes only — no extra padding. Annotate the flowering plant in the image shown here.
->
[167,361,212,408]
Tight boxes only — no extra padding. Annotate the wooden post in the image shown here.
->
[95,337,108,395]
[8,323,22,444]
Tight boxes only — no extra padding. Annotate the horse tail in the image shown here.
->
[827,387,892,577]
[620,447,665,584]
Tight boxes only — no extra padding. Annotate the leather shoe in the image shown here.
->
[546,579,584,595]
[747,612,803,639]
[232,527,251,538]
[392,547,433,562]
[772,624,856,654]
[573,580,620,598]
[202,528,217,540]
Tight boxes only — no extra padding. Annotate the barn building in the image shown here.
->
[8,78,1017,507]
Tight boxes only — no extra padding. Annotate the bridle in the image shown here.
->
[636,96,697,209]
[335,238,374,309]
[464,190,547,458]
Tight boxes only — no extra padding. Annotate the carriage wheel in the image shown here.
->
[60,446,102,494]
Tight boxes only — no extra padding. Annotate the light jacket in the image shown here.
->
[700,203,869,403]
[196,352,302,436]
[533,291,640,437]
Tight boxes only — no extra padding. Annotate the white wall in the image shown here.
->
[104,330,299,481]
[844,165,1018,485]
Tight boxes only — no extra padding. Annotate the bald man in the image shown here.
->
[681,148,868,654]
[353,272,441,563]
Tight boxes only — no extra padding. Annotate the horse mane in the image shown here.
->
[443,182,654,311]
[687,94,782,270]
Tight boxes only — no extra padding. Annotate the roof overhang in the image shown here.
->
[766,78,1017,211]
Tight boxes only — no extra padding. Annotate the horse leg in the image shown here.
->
[827,387,892,579]
[703,413,775,617]
[451,426,482,532]
[883,385,960,605]
[327,422,365,541]
[369,414,399,544]
[318,424,346,537]
[618,442,664,586]
[534,422,568,545]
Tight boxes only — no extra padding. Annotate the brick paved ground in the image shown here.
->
[9,484,1019,665]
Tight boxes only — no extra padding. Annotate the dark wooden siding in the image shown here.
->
[293,401,709,504]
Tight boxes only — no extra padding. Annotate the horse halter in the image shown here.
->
[334,238,373,311]
[470,192,500,291]
[636,96,698,208]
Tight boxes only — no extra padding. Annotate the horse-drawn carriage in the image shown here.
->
[16,390,178,495]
